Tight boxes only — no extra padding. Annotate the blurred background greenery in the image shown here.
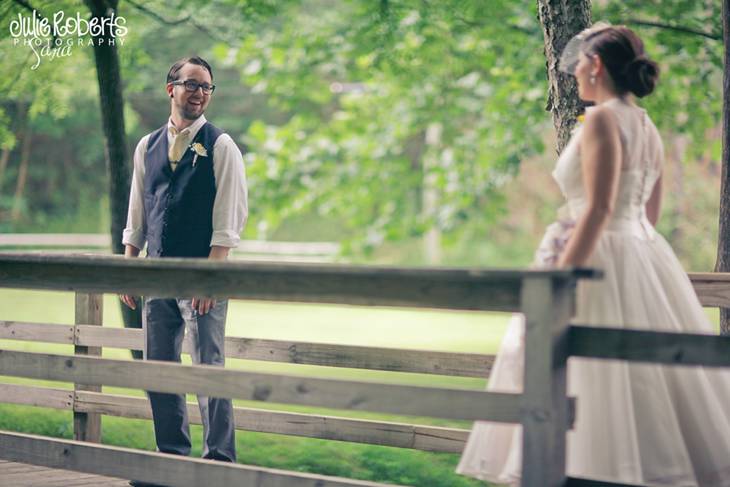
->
[0,0,722,270]
[0,0,724,485]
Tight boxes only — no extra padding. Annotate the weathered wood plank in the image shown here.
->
[0,461,49,473]
[688,272,730,282]
[73,293,102,444]
[0,349,522,422]
[0,321,74,344]
[4,469,101,486]
[0,254,598,312]
[74,391,469,452]
[0,430,404,487]
[215,337,494,376]
[0,233,340,256]
[75,325,140,350]
[0,384,73,409]
[568,325,730,367]
[75,326,495,378]
[688,273,730,307]
[520,277,573,487]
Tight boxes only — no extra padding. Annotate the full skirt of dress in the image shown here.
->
[456,224,730,486]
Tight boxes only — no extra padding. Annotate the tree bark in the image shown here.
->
[84,0,142,353]
[667,135,687,249]
[716,0,730,335]
[536,0,592,153]
[11,113,32,223]
[0,101,24,193]
[0,148,11,191]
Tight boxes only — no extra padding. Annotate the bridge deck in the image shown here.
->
[0,459,130,486]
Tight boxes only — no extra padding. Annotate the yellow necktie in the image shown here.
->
[168,127,191,170]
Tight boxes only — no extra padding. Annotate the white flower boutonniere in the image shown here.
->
[190,142,208,167]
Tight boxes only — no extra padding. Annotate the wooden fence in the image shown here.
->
[0,234,341,262]
[0,254,729,486]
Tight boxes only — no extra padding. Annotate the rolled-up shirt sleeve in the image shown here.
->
[211,133,248,248]
[121,135,150,250]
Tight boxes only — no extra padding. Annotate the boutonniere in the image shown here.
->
[190,142,208,167]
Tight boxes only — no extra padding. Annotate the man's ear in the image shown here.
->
[166,82,174,98]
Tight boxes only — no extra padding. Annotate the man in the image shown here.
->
[120,56,247,486]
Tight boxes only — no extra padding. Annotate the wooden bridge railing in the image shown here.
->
[0,254,728,486]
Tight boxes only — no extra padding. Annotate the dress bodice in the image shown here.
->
[551,98,664,235]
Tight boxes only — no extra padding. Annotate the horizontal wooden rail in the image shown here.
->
[0,253,597,312]
[0,384,468,452]
[0,384,73,410]
[569,325,730,367]
[0,321,494,377]
[687,272,730,307]
[0,349,526,422]
[0,234,340,256]
[79,326,494,377]
[0,321,74,344]
[74,391,468,452]
[0,431,399,487]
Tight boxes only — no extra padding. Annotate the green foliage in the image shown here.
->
[0,0,724,269]
[596,1,723,158]
[231,0,549,251]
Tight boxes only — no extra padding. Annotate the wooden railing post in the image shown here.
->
[74,292,103,443]
[520,276,574,487]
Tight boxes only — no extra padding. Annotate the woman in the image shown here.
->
[456,23,730,486]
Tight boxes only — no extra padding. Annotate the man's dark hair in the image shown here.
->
[166,56,213,83]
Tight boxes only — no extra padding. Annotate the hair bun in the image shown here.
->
[622,56,659,98]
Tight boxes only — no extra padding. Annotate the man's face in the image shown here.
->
[166,63,213,121]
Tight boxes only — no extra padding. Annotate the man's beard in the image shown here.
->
[176,100,205,120]
[181,106,204,120]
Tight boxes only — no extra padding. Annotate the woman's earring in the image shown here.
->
[590,75,596,85]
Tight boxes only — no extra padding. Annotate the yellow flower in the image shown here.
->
[190,142,208,157]
[576,114,585,123]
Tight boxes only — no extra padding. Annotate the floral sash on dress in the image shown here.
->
[533,204,576,267]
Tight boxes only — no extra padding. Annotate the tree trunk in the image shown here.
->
[0,147,11,191]
[84,0,142,354]
[716,0,730,335]
[536,0,592,153]
[1,101,28,192]
[423,123,442,265]
[667,135,687,249]
[11,115,32,223]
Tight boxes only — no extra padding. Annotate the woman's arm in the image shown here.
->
[557,106,622,268]
[645,174,662,227]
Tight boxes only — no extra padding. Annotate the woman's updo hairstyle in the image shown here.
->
[583,26,659,98]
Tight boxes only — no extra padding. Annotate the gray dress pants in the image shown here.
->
[142,297,236,462]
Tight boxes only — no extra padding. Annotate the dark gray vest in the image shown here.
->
[143,121,224,257]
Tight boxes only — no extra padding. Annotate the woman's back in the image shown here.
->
[553,97,664,224]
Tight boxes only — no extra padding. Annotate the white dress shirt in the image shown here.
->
[122,115,248,251]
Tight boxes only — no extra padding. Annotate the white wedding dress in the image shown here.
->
[457,98,730,486]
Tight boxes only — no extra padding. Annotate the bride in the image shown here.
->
[456,23,730,486]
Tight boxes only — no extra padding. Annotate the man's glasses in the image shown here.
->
[171,79,216,95]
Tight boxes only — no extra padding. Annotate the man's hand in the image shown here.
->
[191,245,230,315]
[192,297,216,315]
[119,294,138,309]
[120,244,142,310]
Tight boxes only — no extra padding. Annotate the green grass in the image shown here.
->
[0,290,502,486]
[0,404,489,487]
